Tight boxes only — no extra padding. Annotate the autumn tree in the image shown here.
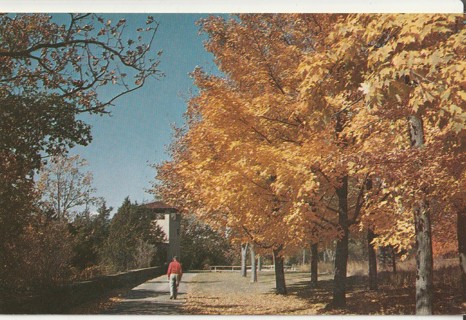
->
[0,13,162,112]
[0,95,91,285]
[296,14,374,307]
[155,14,341,295]
[36,154,99,221]
[361,15,463,313]
[0,13,163,291]
[0,154,38,290]
[0,94,92,174]
[12,216,74,291]
[156,14,464,309]
[306,14,465,313]
[35,154,107,276]
[0,13,162,181]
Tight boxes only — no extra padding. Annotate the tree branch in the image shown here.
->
[0,38,141,71]
[238,116,273,144]
[349,173,369,225]
[259,114,299,127]
[251,33,286,95]
[242,225,275,249]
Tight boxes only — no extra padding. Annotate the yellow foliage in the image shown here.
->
[155,14,464,258]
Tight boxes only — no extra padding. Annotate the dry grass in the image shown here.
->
[183,266,465,315]
[298,260,372,276]
[183,271,328,315]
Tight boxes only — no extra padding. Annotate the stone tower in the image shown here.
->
[145,202,181,263]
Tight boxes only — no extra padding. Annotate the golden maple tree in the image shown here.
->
[155,14,344,295]
[298,14,465,312]
[155,13,465,311]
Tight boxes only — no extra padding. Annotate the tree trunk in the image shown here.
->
[409,114,434,315]
[331,175,349,308]
[367,228,378,290]
[391,246,397,275]
[250,243,257,283]
[241,243,248,277]
[258,255,262,271]
[310,242,318,288]
[414,202,433,315]
[273,247,287,294]
[457,210,466,301]
[379,246,387,269]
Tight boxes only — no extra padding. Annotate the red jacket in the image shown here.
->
[167,260,183,278]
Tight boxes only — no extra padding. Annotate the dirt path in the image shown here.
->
[102,273,197,315]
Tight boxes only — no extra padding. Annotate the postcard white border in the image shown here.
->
[0,0,463,13]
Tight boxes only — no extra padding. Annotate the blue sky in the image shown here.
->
[72,14,222,212]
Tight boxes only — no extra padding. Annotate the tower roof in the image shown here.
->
[144,201,178,212]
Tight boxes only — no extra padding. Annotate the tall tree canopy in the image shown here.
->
[155,13,465,311]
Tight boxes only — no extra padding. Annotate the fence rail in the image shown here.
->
[209,264,296,272]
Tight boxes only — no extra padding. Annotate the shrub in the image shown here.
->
[12,218,74,291]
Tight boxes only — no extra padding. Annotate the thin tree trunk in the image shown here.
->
[241,243,248,277]
[391,246,397,275]
[303,248,306,265]
[250,243,257,283]
[366,178,378,290]
[414,202,433,315]
[379,246,387,269]
[409,114,434,315]
[258,255,262,272]
[457,210,466,301]
[331,175,349,308]
[310,242,318,288]
[273,247,287,294]
[368,228,378,290]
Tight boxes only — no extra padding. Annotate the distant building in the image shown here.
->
[145,201,181,263]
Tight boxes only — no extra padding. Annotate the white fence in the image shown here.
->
[209,264,296,272]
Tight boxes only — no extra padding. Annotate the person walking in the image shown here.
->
[167,256,183,299]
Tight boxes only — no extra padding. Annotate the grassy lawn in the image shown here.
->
[183,271,330,315]
[183,268,466,315]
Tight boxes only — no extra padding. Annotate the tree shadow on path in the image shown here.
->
[285,272,464,315]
